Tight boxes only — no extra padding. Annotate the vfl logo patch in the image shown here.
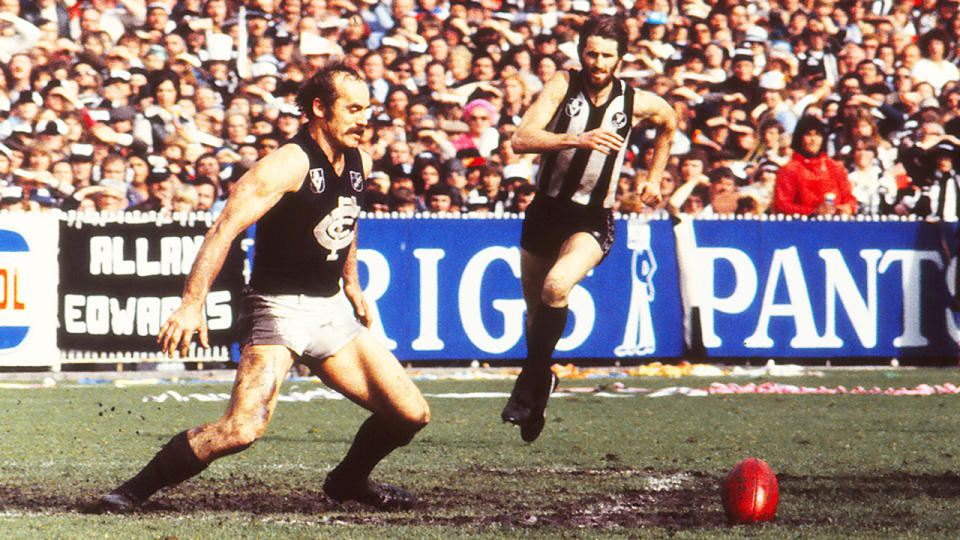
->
[308,168,325,193]
[565,96,584,117]
[350,171,364,192]
[612,111,628,129]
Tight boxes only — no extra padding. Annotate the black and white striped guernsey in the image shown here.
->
[534,69,635,209]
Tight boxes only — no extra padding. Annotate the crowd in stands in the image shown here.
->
[2,0,960,219]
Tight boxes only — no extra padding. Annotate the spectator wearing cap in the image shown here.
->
[441,156,469,208]
[1,91,42,139]
[710,48,763,116]
[245,8,274,39]
[772,115,857,216]
[634,11,674,74]
[129,165,179,212]
[753,69,798,135]
[275,104,302,139]
[68,143,95,190]
[739,161,780,213]
[33,118,69,160]
[245,55,281,102]
[366,170,391,197]
[0,185,29,211]
[102,70,134,107]
[73,177,130,212]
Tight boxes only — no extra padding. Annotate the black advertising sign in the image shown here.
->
[58,214,246,352]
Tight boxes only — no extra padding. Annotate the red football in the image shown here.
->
[721,457,779,524]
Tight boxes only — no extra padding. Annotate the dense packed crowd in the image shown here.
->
[1,0,959,218]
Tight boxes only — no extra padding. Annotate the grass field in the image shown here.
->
[2,365,960,538]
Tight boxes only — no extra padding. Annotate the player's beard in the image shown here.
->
[584,68,615,91]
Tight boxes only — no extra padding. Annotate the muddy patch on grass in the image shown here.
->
[1,468,921,530]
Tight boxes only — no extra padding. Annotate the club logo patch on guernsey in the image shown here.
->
[349,171,364,191]
[612,111,628,129]
[308,168,325,193]
[566,96,584,117]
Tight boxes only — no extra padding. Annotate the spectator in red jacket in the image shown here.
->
[772,115,857,216]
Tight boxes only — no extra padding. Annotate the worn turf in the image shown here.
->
[1,367,959,538]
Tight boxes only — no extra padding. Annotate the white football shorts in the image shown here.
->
[238,289,364,360]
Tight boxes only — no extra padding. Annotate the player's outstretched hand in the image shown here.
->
[157,304,209,358]
[579,128,624,155]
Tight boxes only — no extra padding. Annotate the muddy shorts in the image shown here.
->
[237,289,364,360]
[520,194,615,261]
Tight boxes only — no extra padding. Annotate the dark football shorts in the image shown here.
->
[520,193,615,261]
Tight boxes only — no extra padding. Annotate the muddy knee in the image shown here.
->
[199,419,268,459]
[540,279,571,308]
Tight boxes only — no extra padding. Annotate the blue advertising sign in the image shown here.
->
[353,217,960,362]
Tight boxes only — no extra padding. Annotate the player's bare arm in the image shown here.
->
[341,149,373,328]
[632,91,678,206]
[158,143,310,357]
[511,72,624,155]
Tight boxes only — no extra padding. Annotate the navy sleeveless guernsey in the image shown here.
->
[250,126,365,297]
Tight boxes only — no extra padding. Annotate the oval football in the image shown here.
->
[721,457,779,524]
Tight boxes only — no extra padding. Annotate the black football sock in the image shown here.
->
[116,430,209,504]
[515,305,569,400]
[329,415,417,483]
